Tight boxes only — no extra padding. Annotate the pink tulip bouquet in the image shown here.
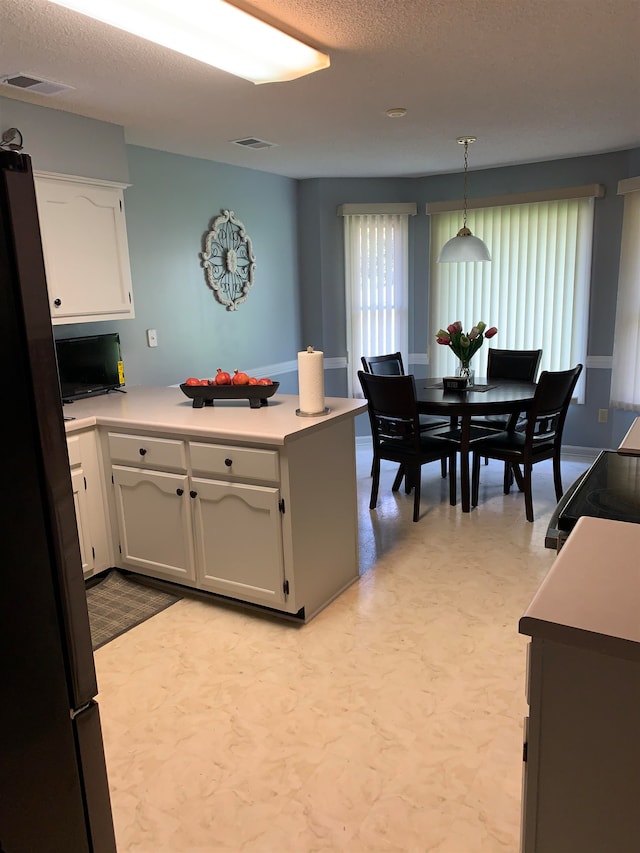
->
[435,321,498,371]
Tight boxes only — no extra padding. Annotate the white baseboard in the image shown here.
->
[562,446,601,462]
[356,436,602,462]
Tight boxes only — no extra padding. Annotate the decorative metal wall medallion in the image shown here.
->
[201,210,256,311]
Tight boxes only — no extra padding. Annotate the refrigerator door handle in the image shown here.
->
[70,700,93,719]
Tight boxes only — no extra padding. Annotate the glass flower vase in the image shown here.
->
[457,361,474,386]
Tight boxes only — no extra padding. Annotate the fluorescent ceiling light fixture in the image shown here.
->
[49,0,330,84]
[438,136,491,263]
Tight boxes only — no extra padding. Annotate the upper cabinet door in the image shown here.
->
[34,172,135,324]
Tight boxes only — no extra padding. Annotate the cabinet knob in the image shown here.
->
[190,490,197,499]
[54,298,62,307]
[139,448,147,456]
[176,488,184,496]
[224,458,233,467]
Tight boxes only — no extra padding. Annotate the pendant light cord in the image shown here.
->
[462,141,469,229]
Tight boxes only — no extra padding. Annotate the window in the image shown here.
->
[340,204,415,396]
[428,192,598,402]
[610,177,640,411]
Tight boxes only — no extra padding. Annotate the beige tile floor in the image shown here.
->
[94,447,594,853]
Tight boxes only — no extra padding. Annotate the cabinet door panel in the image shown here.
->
[35,176,134,323]
[192,478,285,607]
[112,466,195,583]
[70,467,92,577]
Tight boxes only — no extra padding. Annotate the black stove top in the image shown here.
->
[558,450,640,531]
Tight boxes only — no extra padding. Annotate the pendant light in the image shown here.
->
[438,136,491,263]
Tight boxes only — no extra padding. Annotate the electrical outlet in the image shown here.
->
[598,408,608,423]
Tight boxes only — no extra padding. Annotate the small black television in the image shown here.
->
[55,333,125,401]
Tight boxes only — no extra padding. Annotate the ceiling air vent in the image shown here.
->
[0,73,75,96]
[231,137,277,150]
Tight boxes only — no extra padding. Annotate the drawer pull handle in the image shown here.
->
[176,488,184,496]
[139,448,147,456]
[224,458,233,467]
[54,298,62,307]
[190,490,198,499]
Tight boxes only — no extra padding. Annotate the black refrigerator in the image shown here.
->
[0,150,116,852]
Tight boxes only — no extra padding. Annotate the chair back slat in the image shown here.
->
[361,352,405,376]
[487,348,542,383]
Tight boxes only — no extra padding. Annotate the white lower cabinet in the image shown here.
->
[107,432,287,610]
[520,637,640,853]
[519,518,640,853]
[70,466,92,576]
[67,429,111,578]
[102,413,359,620]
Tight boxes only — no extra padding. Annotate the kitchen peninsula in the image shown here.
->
[64,386,366,621]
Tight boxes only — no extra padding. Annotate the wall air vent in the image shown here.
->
[231,137,277,150]
[0,73,75,96]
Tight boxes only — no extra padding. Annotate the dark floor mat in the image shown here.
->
[86,570,182,650]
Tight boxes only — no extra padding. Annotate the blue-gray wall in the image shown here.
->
[2,95,638,447]
[107,146,301,391]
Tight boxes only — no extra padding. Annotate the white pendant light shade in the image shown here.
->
[438,229,492,262]
[438,136,491,263]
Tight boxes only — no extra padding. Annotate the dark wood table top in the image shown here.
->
[415,378,537,417]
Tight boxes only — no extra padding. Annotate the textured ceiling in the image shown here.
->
[1,0,639,179]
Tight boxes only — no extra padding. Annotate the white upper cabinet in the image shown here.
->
[34,171,135,324]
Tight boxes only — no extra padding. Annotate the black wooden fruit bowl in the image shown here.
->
[179,382,280,409]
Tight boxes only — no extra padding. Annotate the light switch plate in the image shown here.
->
[146,328,158,348]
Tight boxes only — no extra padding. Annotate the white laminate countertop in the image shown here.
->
[519,516,640,661]
[618,416,640,455]
[63,385,367,446]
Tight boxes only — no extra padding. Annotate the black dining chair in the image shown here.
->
[470,364,583,521]
[471,348,543,433]
[471,347,543,477]
[361,352,449,476]
[358,370,458,522]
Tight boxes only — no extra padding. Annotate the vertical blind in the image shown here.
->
[429,198,595,401]
[344,213,410,396]
[610,181,640,410]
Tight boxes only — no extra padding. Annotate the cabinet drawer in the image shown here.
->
[189,442,279,483]
[67,435,82,467]
[108,432,187,472]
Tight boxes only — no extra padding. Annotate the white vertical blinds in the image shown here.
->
[430,198,595,401]
[344,213,410,396]
[610,183,640,410]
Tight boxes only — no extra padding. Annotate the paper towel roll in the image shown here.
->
[298,347,325,414]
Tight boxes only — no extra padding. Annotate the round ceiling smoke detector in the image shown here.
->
[386,107,407,118]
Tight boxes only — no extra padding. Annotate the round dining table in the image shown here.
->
[415,378,538,512]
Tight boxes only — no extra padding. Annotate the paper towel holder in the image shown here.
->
[296,345,331,417]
